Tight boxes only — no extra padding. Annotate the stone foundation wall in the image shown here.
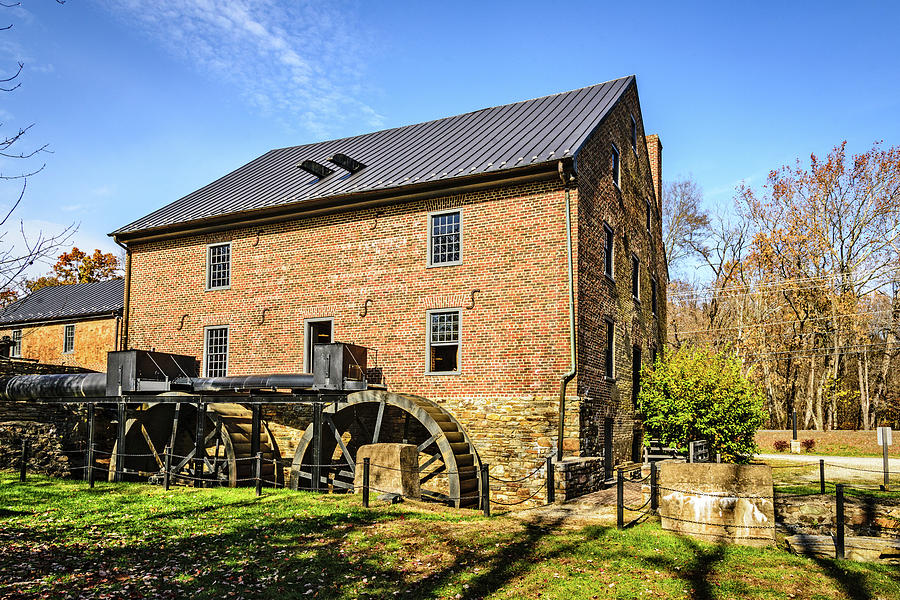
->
[775,494,900,538]
[554,456,607,501]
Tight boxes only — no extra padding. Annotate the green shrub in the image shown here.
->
[638,346,766,463]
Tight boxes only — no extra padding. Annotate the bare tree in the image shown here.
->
[0,2,73,296]
[662,177,710,272]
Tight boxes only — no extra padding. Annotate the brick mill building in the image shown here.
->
[110,75,667,501]
[0,280,124,373]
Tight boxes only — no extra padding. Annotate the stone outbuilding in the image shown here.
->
[0,279,124,372]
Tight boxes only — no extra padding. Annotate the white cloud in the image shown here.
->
[95,0,383,139]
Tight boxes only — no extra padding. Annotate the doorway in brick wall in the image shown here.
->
[304,318,333,373]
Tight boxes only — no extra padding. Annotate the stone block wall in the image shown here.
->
[554,456,607,501]
[775,494,900,538]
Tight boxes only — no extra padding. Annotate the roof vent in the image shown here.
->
[298,160,334,179]
[328,153,366,174]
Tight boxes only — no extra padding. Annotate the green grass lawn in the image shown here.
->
[2,473,899,600]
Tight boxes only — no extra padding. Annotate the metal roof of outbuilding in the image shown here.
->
[0,279,125,326]
[112,76,634,238]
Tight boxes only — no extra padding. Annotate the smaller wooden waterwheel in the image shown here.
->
[289,390,482,508]
[109,402,283,487]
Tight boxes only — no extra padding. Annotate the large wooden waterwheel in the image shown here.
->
[289,390,481,508]
[109,402,283,487]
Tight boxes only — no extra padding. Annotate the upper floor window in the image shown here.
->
[646,199,652,232]
[207,242,231,290]
[651,277,658,316]
[631,254,640,300]
[428,210,461,266]
[11,329,21,357]
[427,309,460,374]
[204,326,229,377]
[604,318,615,379]
[603,224,614,278]
[630,115,637,153]
[611,143,620,188]
[63,324,75,354]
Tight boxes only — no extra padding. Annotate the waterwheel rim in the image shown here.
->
[289,390,481,507]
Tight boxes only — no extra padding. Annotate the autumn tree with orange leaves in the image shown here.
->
[666,141,900,430]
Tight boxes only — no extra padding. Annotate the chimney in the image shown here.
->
[645,134,663,213]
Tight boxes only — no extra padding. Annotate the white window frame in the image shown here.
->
[425,308,462,375]
[63,324,75,354]
[611,143,620,189]
[203,325,229,377]
[11,329,21,357]
[206,242,232,291]
[427,208,463,267]
[303,317,334,373]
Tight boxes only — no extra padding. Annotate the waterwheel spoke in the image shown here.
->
[324,414,355,473]
[417,433,438,452]
[420,464,446,485]
[139,423,165,470]
[418,452,441,473]
[173,448,196,472]
[372,400,385,444]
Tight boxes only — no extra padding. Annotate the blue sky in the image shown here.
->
[2,1,898,276]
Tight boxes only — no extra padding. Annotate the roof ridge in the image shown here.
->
[269,75,634,153]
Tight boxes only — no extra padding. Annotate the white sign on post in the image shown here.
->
[877,427,892,447]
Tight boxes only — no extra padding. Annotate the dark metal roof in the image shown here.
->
[0,279,124,326]
[113,76,634,237]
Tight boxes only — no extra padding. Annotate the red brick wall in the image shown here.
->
[127,179,577,397]
[574,81,668,463]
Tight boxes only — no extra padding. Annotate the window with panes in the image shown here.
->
[204,326,229,377]
[427,309,460,373]
[63,324,75,354]
[207,243,231,290]
[11,329,21,357]
[429,211,461,266]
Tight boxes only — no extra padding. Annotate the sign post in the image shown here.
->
[877,427,892,491]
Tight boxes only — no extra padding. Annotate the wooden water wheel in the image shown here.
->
[109,402,283,487]
[289,390,481,508]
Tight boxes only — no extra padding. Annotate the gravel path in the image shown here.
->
[757,453,900,469]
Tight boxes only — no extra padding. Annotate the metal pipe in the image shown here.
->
[0,373,107,400]
[188,373,314,392]
[557,160,577,461]
[113,239,131,351]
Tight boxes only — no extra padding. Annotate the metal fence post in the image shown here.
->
[792,410,798,441]
[312,402,323,493]
[650,462,658,512]
[884,439,891,492]
[481,463,490,517]
[19,438,28,483]
[616,469,624,529]
[546,455,555,504]
[88,443,96,489]
[819,459,825,494]
[362,457,370,508]
[835,483,845,560]
[255,452,263,497]
[163,445,171,491]
[85,403,95,483]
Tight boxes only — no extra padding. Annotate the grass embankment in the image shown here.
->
[757,429,898,458]
[2,474,899,600]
